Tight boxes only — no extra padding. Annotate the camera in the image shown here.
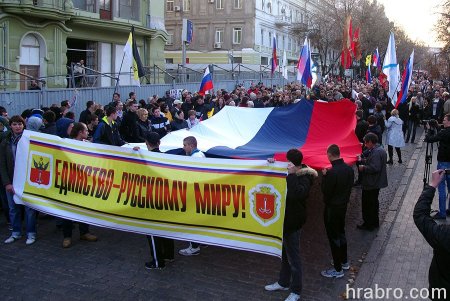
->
[422,119,438,128]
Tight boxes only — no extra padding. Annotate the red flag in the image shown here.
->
[379,72,388,90]
[352,28,361,60]
[341,15,353,69]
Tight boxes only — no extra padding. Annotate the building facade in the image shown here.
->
[164,0,323,67]
[0,0,167,90]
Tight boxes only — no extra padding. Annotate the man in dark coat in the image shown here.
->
[119,100,140,143]
[93,106,125,146]
[320,144,354,278]
[425,114,450,219]
[265,149,318,301]
[357,133,388,231]
[414,169,450,301]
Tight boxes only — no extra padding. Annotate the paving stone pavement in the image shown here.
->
[0,128,426,301]
[352,131,449,301]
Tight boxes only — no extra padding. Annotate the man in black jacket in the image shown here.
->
[265,149,317,301]
[425,114,450,219]
[357,133,388,231]
[320,144,354,278]
[93,106,125,146]
[120,100,140,143]
[414,169,450,301]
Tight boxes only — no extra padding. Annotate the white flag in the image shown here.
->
[281,50,288,80]
[382,32,400,106]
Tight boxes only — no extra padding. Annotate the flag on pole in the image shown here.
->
[123,26,145,86]
[396,50,414,108]
[281,50,288,80]
[366,67,372,83]
[352,27,362,60]
[341,15,353,69]
[382,32,400,106]
[296,37,312,88]
[271,36,278,75]
[372,47,381,69]
[365,54,372,66]
[198,66,213,96]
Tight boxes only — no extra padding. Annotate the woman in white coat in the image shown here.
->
[385,109,405,164]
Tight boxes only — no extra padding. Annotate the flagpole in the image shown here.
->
[113,51,126,102]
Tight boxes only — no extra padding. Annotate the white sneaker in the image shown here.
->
[178,245,200,256]
[285,292,301,301]
[25,236,36,245]
[330,260,350,270]
[264,282,289,291]
[4,235,21,244]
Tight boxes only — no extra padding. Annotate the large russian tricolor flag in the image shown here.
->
[396,50,414,108]
[198,66,213,96]
[160,100,361,169]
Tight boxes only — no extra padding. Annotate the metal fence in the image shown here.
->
[0,77,294,117]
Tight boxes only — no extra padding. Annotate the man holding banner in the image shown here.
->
[179,136,206,256]
[62,122,98,248]
[265,149,317,301]
[1,116,37,245]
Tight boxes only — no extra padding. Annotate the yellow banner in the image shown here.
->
[14,131,287,257]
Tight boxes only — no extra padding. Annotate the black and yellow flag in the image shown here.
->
[124,26,145,86]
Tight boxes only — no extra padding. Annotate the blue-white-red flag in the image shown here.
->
[271,36,278,75]
[366,67,372,83]
[372,47,381,69]
[296,37,312,88]
[198,66,213,96]
[396,50,414,108]
[161,100,361,170]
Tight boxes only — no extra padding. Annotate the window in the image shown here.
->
[267,1,272,13]
[100,0,110,10]
[261,0,265,11]
[166,33,174,45]
[166,0,174,11]
[216,0,223,9]
[166,58,174,64]
[233,27,242,44]
[261,57,268,65]
[288,38,292,51]
[260,29,264,46]
[215,28,224,43]
[234,0,242,9]
[268,32,272,47]
[72,0,96,12]
[183,0,190,11]
[118,0,139,21]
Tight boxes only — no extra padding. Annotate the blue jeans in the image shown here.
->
[7,192,37,238]
[279,229,302,295]
[406,120,417,143]
[437,162,450,217]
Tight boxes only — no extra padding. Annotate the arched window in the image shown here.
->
[20,34,41,90]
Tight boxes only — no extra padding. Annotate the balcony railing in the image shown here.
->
[275,15,291,26]
[72,0,96,13]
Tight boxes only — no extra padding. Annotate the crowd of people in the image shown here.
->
[0,73,449,301]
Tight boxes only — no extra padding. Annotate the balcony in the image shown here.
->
[290,20,308,33]
[275,15,291,26]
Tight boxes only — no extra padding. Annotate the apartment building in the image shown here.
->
[0,0,167,90]
[164,0,323,66]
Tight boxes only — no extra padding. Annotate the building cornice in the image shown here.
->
[0,13,72,32]
[1,4,73,21]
